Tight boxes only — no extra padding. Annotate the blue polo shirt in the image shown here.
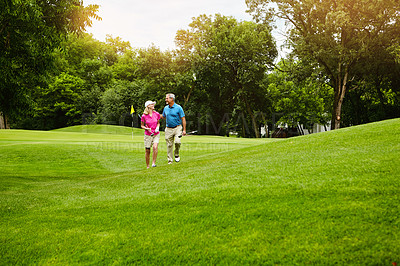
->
[162,103,185,128]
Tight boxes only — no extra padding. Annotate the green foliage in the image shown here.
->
[100,80,143,126]
[5,2,398,133]
[0,0,100,121]
[33,73,85,129]
[136,46,175,95]
[111,50,139,81]
[267,60,333,128]
[341,43,400,126]
[1,119,399,264]
[62,33,104,70]
[60,34,114,116]
[176,14,277,137]
[78,59,112,86]
[246,0,400,129]
[103,34,132,66]
[342,77,400,126]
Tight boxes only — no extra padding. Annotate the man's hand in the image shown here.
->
[182,116,186,136]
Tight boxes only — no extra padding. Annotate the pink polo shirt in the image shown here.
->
[141,111,161,136]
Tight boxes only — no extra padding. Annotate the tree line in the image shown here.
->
[1,0,399,137]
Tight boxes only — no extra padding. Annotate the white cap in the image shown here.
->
[145,101,156,107]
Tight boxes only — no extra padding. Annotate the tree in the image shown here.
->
[57,33,114,116]
[34,73,85,129]
[136,45,175,91]
[111,49,139,82]
[103,34,132,66]
[247,0,400,129]
[100,80,143,126]
[176,14,277,137]
[340,40,400,126]
[266,60,333,131]
[133,45,177,111]
[342,65,400,126]
[0,0,100,127]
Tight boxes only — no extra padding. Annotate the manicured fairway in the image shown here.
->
[1,119,399,264]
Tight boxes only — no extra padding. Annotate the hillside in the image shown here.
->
[0,119,399,264]
[53,124,143,136]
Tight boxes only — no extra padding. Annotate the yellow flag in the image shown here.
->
[130,105,135,114]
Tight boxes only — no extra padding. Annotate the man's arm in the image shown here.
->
[181,116,186,136]
[160,107,165,120]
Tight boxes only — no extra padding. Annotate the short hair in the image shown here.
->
[167,93,175,100]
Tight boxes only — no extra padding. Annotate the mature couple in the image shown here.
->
[140,93,186,168]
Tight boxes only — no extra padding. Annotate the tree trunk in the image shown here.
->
[183,85,194,109]
[331,65,349,130]
[375,77,386,118]
[0,112,10,129]
[243,95,260,138]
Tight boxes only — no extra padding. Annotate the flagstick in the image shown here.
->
[130,105,135,140]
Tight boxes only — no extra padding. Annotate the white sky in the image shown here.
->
[83,0,288,57]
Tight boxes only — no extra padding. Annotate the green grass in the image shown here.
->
[1,119,399,264]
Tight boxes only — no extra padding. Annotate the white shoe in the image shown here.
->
[168,161,173,165]
[175,156,180,162]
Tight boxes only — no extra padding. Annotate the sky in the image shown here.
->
[83,0,288,57]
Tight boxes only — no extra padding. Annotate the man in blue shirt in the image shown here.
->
[161,93,186,164]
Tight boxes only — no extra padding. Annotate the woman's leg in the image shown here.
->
[145,148,151,168]
[144,135,152,168]
[152,142,158,166]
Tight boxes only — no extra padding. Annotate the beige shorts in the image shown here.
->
[144,133,160,149]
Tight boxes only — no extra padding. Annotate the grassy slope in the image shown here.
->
[0,120,399,264]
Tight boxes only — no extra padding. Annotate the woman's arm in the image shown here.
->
[141,120,151,131]
[155,121,160,133]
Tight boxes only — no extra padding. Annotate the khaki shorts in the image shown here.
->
[144,133,160,149]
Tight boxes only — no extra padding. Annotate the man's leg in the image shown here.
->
[174,125,182,159]
[165,127,174,163]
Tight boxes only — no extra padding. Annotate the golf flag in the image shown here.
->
[130,105,135,139]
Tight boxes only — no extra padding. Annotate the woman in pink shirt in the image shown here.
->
[141,101,161,168]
